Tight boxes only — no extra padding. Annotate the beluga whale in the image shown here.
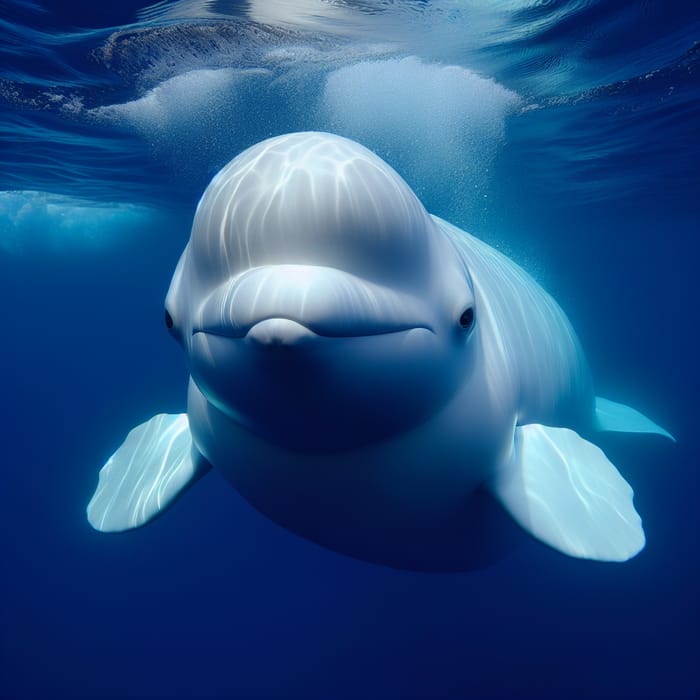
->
[87,131,674,571]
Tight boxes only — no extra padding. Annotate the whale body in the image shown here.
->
[87,132,673,571]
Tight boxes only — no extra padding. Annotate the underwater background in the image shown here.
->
[1,1,698,698]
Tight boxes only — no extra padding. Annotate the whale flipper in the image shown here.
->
[489,424,645,562]
[594,396,675,441]
[87,413,210,532]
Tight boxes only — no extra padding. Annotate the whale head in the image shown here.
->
[166,132,477,451]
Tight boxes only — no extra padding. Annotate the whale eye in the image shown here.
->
[459,307,474,331]
[165,309,174,330]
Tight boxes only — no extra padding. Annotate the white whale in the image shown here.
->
[87,132,673,571]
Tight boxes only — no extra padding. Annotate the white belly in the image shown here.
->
[187,375,515,571]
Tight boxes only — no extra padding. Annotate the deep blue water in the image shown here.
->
[1,1,699,699]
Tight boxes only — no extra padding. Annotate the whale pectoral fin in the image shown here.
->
[595,396,675,441]
[489,424,645,562]
[87,413,211,533]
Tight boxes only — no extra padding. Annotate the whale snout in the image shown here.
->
[194,264,432,340]
[246,318,318,346]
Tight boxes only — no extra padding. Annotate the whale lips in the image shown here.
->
[193,264,433,341]
[194,317,430,342]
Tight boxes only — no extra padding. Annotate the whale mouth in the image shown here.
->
[193,317,432,344]
[193,264,435,342]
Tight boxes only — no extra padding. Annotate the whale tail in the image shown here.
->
[594,396,675,442]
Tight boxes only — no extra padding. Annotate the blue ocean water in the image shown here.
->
[1,1,699,698]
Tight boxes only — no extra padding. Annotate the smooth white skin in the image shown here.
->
[165,132,594,571]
